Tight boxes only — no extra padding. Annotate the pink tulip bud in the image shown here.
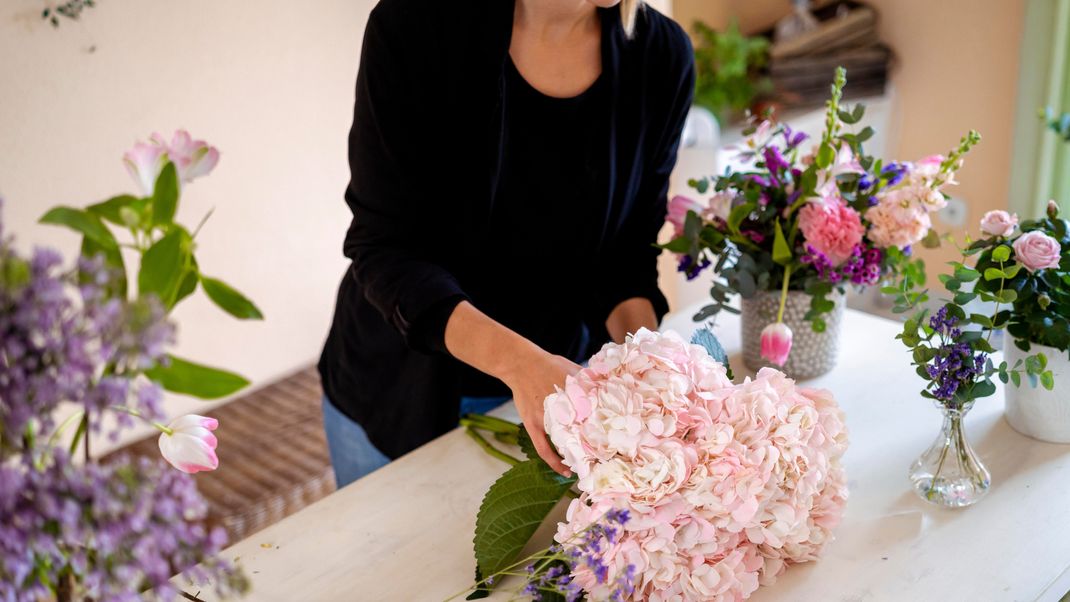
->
[760,322,793,367]
[158,414,219,473]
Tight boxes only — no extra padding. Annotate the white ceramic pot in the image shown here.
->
[1004,342,1070,443]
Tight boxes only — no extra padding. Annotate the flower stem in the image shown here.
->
[49,410,85,448]
[465,427,521,466]
[776,266,793,323]
[461,413,521,436]
[110,406,173,435]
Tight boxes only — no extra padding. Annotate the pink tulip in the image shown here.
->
[760,322,793,366]
[122,141,168,196]
[151,130,220,184]
[668,195,703,237]
[158,414,219,473]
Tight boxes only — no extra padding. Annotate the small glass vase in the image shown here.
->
[909,401,991,507]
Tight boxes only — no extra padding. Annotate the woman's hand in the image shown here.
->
[444,301,580,476]
[500,351,581,477]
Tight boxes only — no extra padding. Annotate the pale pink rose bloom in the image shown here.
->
[760,323,792,366]
[865,196,933,249]
[798,196,865,266]
[123,141,168,196]
[152,129,220,184]
[667,195,703,236]
[158,414,219,473]
[979,210,1018,237]
[1013,230,1062,273]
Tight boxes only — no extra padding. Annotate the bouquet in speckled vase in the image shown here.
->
[453,328,848,601]
[893,208,1056,507]
[664,66,977,379]
[1,131,262,600]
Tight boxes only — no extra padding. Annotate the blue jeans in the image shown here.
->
[321,395,510,489]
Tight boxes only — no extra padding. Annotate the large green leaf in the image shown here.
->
[87,195,140,226]
[152,162,179,226]
[39,206,116,249]
[473,461,576,589]
[515,428,541,463]
[145,354,250,399]
[138,228,191,306]
[201,275,264,320]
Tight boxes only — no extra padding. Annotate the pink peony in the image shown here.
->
[979,210,1018,237]
[545,330,848,601]
[798,196,866,266]
[1013,230,1062,273]
[865,196,933,249]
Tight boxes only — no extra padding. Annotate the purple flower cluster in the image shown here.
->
[881,162,908,187]
[677,254,711,281]
[0,202,245,600]
[0,451,246,601]
[518,509,635,602]
[800,244,883,285]
[925,307,987,402]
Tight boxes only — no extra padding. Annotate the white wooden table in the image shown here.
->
[201,306,1070,602]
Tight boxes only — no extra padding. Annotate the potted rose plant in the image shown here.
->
[969,201,1068,441]
[664,67,973,378]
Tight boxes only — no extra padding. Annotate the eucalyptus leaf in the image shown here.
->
[992,245,1012,262]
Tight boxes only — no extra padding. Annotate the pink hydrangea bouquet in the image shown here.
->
[665,67,979,367]
[455,328,847,601]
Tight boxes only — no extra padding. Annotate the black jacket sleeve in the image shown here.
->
[341,8,468,355]
[591,32,695,327]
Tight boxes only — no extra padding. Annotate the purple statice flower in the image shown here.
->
[677,254,711,281]
[924,307,986,402]
[762,146,791,183]
[858,173,875,191]
[782,124,809,149]
[881,162,908,187]
[803,244,884,286]
[867,195,879,206]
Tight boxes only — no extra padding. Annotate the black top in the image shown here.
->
[318,0,695,459]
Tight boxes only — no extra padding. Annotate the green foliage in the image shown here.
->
[473,461,576,592]
[691,20,770,125]
[40,158,262,399]
[144,355,251,399]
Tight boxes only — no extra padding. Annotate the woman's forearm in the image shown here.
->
[605,297,658,344]
[443,301,542,384]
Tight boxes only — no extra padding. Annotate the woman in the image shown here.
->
[318,0,694,487]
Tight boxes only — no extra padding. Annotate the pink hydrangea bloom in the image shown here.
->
[798,196,865,266]
[546,330,849,601]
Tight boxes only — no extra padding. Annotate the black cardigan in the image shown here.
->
[318,0,695,459]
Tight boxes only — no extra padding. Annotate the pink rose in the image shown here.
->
[667,195,703,237]
[798,196,865,266]
[979,210,1018,237]
[1013,230,1062,273]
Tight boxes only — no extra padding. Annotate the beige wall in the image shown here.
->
[1,0,371,445]
[673,0,1027,273]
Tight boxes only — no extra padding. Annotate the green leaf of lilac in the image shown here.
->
[473,461,575,590]
[145,354,250,399]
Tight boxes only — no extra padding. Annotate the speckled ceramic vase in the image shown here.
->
[1004,342,1070,443]
[741,290,845,380]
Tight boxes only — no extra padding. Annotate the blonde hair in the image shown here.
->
[621,0,644,37]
